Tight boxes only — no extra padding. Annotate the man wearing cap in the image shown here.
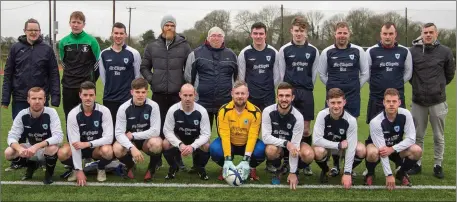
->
[184,26,239,131]
[140,15,192,172]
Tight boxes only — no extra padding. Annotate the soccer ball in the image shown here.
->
[224,168,243,186]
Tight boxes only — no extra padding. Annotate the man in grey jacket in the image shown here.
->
[407,23,455,179]
[140,15,192,172]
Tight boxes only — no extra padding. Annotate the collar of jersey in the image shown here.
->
[276,104,293,116]
[80,102,97,113]
[226,100,256,112]
[291,40,309,47]
[333,43,352,50]
[130,99,147,108]
[378,41,398,49]
[110,44,127,51]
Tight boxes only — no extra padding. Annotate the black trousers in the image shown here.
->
[103,100,123,143]
[62,88,81,124]
[151,92,180,139]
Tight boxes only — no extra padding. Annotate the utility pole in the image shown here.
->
[280,4,284,46]
[405,7,408,46]
[127,7,136,45]
[113,0,115,25]
[53,0,57,55]
[49,0,52,45]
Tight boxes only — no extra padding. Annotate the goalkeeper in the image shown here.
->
[209,80,265,182]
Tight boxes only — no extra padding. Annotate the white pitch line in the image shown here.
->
[1,181,455,190]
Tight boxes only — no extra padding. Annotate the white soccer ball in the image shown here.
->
[224,168,243,186]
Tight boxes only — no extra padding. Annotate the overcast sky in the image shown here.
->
[1,1,456,40]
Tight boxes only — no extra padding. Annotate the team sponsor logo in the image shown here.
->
[177,120,184,123]
[244,119,249,125]
[394,126,400,132]
[42,124,48,130]
[144,114,149,120]
[248,58,256,61]
[376,56,384,58]
[124,58,129,64]
[66,47,73,52]
[288,55,295,58]
[339,128,345,135]
[395,53,400,59]
[327,125,332,128]
[194,120,199,125]
[305,53,310,59]
[331,57,338,59]
[266,56,271,61]
[287,123,292,129]
[349,54,354,60]
[106,59,112,62]
[94,121,99,127]
[272,122,279,125]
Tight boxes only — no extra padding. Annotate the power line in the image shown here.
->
[1,1,45,11]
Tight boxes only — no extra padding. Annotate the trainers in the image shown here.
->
[303,166,313,176]
[271,174,280,185]
[197,168,209,180]
[165,167,178,180]
[177,159,188,172]
[21,164,38,181]
[144,169,154,182]
[5,162,23,171]
[329,167,340,177]
[67,170,77,182]
[156,158,163,171]
[433,165,444,179]
[407,164,422,175]
[249,168,260,181]
[319,170,329,183]
[97,169,107,182]
[362,168,368,176]
[188,166,197,174]
[279,162,290,175]
[265,164,277,173]
[396,171,412,187]
[43,173,54,185]
[364,175,374,186]
[125,168,135,179]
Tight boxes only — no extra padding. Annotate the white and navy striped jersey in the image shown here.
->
[98,44,141,102]
[7,107,63,146]
[163,102,211,150]
[238,44,280,103]
[277,41,320,90]
[115,98,161,150]
[313,108,358,174]
[261,104,304,173]
[67,103,113,170]
[318,43,369,90]
[369,108,416,176]
[366,42,412,100]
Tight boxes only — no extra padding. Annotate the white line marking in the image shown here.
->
[1,181,455,190]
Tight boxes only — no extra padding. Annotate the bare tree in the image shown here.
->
[305,11,325,40]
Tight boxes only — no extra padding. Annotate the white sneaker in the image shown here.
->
[362,168,368,176]
[67,170,77,182]
[97,169,106,182]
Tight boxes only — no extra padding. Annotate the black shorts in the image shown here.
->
[248,98,274,112]
[293,89,314,121]
[133,139,146,150]
[81,148,95,159]
[366,97,406,124]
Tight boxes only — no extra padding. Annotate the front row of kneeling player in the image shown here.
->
[5,78,421,190]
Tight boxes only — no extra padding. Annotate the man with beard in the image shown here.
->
[209,80,265,182]
[141,15,192,172]
[312,88,365,188]
[162,84,211,180]
[318,21,369,177]
[2,18,61,171]
[4,87,63,184]
[261,82,308,189]
[99,22,141,135]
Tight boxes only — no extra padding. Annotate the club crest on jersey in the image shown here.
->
[82,45,89,53]
[42,124,48,130]
[394,126,400,132]
[94,121,99,127]
[339,128,345,135]
[266,55,271,61]
[194,120,199,125]
[287,123,292,129]
[244,119,249,125]
[305,53,310,59]
[395,53,400,59]
[124,58,129,64]
[144,114,149,120]
[349,54,354,60]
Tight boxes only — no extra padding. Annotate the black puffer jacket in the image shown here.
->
[1,35,60,106]
[409,38,455,107]
[140,34,192,94]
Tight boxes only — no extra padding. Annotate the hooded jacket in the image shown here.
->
[140,34,192,94]
[2,35,61,107]
[409,37,455,107]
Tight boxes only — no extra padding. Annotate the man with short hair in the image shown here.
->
[162,83,211,180]
[262,82,313,189]
[277,16,320,176]
[59,11,101,124]
[141,15,192,171]
[407,22,455,178]
[113,78,162,182]
[209,80,265,182]
[99,22,141,132]
[312,88,365,189]
[364,88,422,190]
[4,87,63,184]
[318,21,369,176]
[57,81,114,186]
[2,18,61,171]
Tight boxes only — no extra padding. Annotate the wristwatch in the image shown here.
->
[283,140,288,148]
[343,172,351,176]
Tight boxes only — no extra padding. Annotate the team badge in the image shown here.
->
[287,123,292,129]
[194,120,199,125]
[339,129,345,135]
[124,58,129,64]
[395,53,400,59]
[42,124,48,130]
[82,45,89,52]
[349,54,354,60]
[266,56,271,61]
[305,53,310,59]
[94,121,99,127]
[394,126,400,132]
[144,114,149,120]
[244,119,249,125]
